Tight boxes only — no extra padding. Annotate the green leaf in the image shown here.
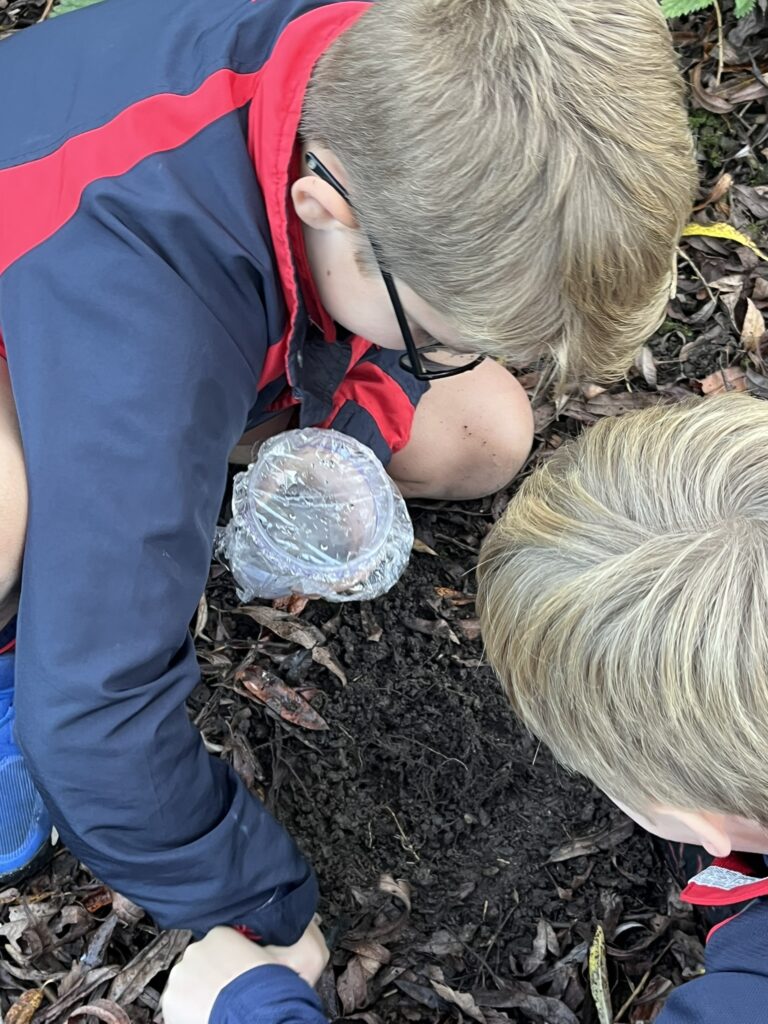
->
[660,0,714,18]
[50,0,105,17]
[734,0,757,17]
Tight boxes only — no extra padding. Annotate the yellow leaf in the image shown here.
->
[682,222,768,261]
[588,925,613,1024]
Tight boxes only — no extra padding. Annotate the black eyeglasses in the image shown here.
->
[305,152,486,382]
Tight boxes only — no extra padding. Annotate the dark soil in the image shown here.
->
[189,505,702,1023]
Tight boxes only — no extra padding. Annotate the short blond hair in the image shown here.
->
[302,0,697,381]
[477,394,768,824]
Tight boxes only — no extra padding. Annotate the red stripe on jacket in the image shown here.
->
[0,69,262,277]
[320,358,416,455]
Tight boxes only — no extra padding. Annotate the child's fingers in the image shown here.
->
[162,928,276,1024]
[265,919,330,987]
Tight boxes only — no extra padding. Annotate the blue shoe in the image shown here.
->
[0,649,53,886]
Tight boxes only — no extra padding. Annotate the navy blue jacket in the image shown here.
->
[659,899,768,1023]
[657,855,768,1022]
[0,0,388,942]
[213,967,325,1024]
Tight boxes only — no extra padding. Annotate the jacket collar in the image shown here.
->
[247,1,370,387]
[682,852,768,907]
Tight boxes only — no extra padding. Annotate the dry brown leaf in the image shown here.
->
[475,985,579,1024]
[637,347,657,389]
[111,893,144,927]
[586,392,669,417]
[457,618,482,642]
[337,956,372,1015]
[690,63,734,113]
[415,929,465,958]
[5,988,43,1024]
[403,616,460,645]
[69,999,132,1024]
[708,272,746,294]
[694,172,734,212]
[378,874,412,913]
[242,606,325,649]
[82,887,113,914]
[394,979,445,1012]
[194,593,208,639]
[699,365,748,395]
[753,277,768,303]
[521,919,560,975]
[533,401,557,434]
[431,981,487,1022]
[227,727,265,792]
[747,366,768,399]
[108,929,191,1006]
[237,666,328,731]
[412,537,438,556]
[719,75,768,104]
[732,184,768,220]
[360,603,383,642]
[81,914,119,970]
[546,818,634,864]
[311,645,347,685]
[520,919,549,976]
[36,967,120,1024]
[341,939,392,964]
[273,593,311,615]
[741,298,766,351]
[434,587,475,606]
[337,944,391,1016]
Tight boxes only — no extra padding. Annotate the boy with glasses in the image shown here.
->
[0,0,694,946]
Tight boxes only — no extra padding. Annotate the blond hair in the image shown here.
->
[477,394,768,824]
[302,0,697,381]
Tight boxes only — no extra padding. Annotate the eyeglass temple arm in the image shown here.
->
[305,152,419,352]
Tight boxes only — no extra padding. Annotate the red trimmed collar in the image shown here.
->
[682,852,768,908]
[247,2,370,381]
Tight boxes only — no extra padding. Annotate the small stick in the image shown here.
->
[677,246,716,304]
[713,0,724,87]
[38,0,56,22]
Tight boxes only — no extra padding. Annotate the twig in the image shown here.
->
[676,247,716,304]
[750,55,768,93]
[383,806,421,862]
[37,0,56,23]
[615,937,675,1022]
[614,965,652,1022]
[713,0,724,88]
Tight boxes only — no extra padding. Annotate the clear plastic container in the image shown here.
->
[217,428,413,602]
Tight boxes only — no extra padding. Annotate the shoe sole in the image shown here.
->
[0,837,55,888]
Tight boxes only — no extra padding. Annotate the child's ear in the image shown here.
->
[290,176,359,232]
[670,809,732,859]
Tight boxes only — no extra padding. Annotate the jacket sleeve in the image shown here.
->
[658,971,768,1023]
[211,966,327,1024]
[2,213,317,942]
[658,902,768,1024]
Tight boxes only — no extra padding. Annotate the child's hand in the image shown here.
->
[161,921,329,1024]
[261,919,329,986]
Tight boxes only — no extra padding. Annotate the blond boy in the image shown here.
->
[478,394,768,1021]
[0,0,693,945]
